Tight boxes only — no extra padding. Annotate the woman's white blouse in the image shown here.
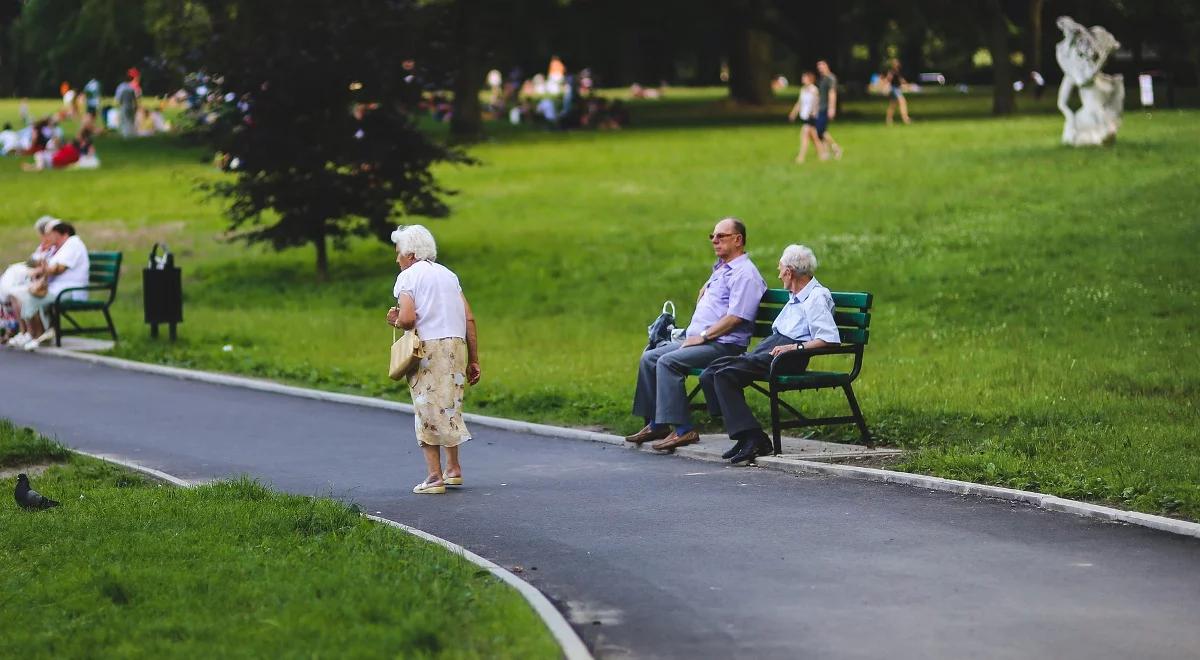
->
[393,260,466,340]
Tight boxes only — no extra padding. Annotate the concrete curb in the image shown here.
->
[73,449,593,660]
[40,348,1200,540]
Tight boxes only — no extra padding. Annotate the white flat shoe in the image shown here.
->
[412,479,446,495]
[24,329,54,351]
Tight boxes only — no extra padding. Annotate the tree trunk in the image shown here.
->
[314,231,329,282]
[727,25,773,104]
[449,0,483,141]
[726,1,773,105]
[1027,0,1044,75]
[989,0,1016,115]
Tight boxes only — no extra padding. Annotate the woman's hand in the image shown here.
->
[386,306,400,327]
[467,361,482,386]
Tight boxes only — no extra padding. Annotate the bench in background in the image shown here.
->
[52,251,122,346]
[686,289,873,453]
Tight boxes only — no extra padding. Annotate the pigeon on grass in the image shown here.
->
[15,473,60,510]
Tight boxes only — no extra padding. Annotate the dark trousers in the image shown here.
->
[699,333,794,438]
[632,339,743,426]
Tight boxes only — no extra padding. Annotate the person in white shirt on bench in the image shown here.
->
[699,245,840,464]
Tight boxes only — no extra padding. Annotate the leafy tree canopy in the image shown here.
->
[192,0,471,279]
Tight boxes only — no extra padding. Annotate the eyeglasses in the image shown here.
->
[709,232,736,241]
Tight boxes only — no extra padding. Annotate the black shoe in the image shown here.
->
[730,434,772,465]
[721,438,748,460]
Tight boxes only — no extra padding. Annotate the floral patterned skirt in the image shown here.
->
[407,337,472,447]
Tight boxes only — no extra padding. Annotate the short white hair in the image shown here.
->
[34,215,60,234]
[390,224,438,261]
[780,244,818,276]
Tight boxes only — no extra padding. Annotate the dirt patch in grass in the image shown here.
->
[0,463,57,480]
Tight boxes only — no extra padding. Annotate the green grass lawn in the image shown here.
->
[0,419,558,657]
[1,89,1197,520]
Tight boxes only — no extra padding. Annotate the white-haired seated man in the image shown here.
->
[698,244,840,464]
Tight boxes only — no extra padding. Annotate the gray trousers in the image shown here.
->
[632,340,744,426]
[699,333,793,438]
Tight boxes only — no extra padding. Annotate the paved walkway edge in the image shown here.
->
[44,348,1200,540]
[74,449,593,660]
[365,515,593,660]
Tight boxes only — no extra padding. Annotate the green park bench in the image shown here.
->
[686,289,874,454]
[52,251,122,347]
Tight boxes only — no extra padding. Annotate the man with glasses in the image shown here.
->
[626,217,767,452]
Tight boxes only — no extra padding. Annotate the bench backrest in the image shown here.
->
[753,289,872,345]
[88,251,123,288]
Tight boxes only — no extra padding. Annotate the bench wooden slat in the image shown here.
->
[760,289,791,304]
[839,328,869,345]
[832,291,872,310]
[756,292,871,327]
[834,311,870,328]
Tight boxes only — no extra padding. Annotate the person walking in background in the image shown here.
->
[883,58,912,125]
[83,78,102,124]
[625,217,767,453]
[815,60,843,160]
[386,225,481,495]
[787,71,824,163]
[115,73,139,138]
[699,245,839,464]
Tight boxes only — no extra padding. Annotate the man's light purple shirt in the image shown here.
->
[685,253,768,346]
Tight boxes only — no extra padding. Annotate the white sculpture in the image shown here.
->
[1056,16,1124,146]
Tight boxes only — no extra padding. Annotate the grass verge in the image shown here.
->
[1,89,1197,521]
[0,420,559,658]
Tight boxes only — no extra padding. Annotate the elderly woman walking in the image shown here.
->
[386,225,481,495]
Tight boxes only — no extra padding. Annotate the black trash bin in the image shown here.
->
[143,243,182,340]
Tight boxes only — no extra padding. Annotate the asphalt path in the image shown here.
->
[2,350,1198,659]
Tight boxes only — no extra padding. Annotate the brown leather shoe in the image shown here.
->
[625,424,671,445]
[651,429,700,452]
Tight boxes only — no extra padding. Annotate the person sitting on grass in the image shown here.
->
[23,129,94,172]
[0,123,19,155]
[625,217,767,453]
[698,244,840,464]
[9,222,89,351]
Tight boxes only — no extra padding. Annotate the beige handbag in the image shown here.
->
[389,326,423,380]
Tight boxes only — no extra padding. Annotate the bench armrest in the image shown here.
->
[768,344,857,378]
[53,284,114,304]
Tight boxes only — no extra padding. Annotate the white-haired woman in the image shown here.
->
[386,225,481,495]
[698,244,840,464]
[4,216,61,348]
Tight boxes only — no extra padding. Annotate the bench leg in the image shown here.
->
[769,390,782,455]
[842,384,871,446]
[53,307,62,347]
[104,308,118,341]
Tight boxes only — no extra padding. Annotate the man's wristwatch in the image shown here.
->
[700,330,710,342]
